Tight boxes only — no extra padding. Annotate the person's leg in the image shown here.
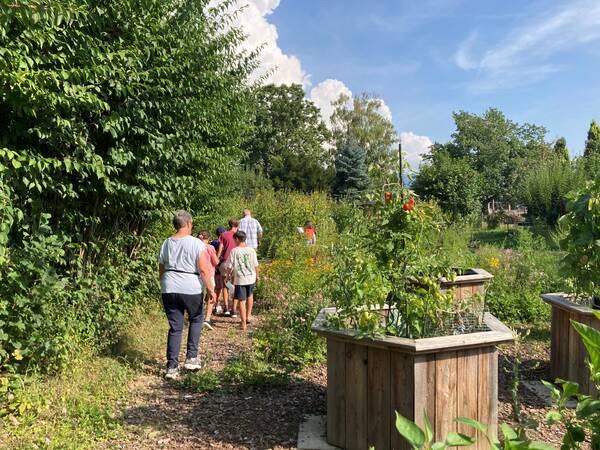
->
[204,290,214,322]
[234,285,247,329]
[239,300,247,331]
[246,284,255,322]
[162,293,185,369]
[182,292,204,362]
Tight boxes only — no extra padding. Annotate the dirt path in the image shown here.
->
[113,313,562,449]
[114,313,326,450]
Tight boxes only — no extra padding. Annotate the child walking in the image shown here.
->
[225,230,259,331]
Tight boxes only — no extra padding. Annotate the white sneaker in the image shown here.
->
[165,367,180,380]
[203,320,214,331]
[216,305,223,315]
[183,357,202,371]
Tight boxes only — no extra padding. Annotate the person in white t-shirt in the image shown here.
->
[225,230,259,332]
[158,210,216,380]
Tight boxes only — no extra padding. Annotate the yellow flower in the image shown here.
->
[489,257,500,269]
[12,350,23,361]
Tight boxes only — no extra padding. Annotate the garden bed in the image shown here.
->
[542,293,600,397]
[312,307,513,450]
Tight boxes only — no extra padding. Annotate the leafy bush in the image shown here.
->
[519,157,585,226]
[558,179,600,298]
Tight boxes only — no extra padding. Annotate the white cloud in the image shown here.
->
[400,132,433,170]
[453,31,478,70]
[454,0,600,90]
[378,101,393,122]
[309,79,353,126]
[231,0,310,86]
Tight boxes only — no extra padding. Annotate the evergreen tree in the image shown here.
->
[553,137,570,162]
[584,120,600,158]
[333,139,371,200]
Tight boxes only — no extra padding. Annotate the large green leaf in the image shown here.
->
[395,412,425,449]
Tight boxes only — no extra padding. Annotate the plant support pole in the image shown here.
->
[398,141,403,188]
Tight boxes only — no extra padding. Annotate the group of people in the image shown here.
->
[157,208,263,379]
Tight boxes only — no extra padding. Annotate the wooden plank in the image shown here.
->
[327,339,346,448]
[456,349,479,440]
[391,351,415,450]
[477,348,498,450]
[568,312,582,386]
[414,355,436,435]
[345,342,368,450]
[435,351,458,441]
[367,347,390,450]
[550,307,560,380]
[557,308,571,381]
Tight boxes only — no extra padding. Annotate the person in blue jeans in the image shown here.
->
[158,210,216,380]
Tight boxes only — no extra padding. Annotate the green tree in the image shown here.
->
[333,139,371,200]
[584,119,600,158]
[412,146,484,219]
[330,93,397,187]
[0,0,255,251]
[519,157,585,226]
[0,0,257,372]
[244,84,332,192]
[553,137,570,162]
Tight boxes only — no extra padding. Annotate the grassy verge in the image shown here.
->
[0,302,166,449]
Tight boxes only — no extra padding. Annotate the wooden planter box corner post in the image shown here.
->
[440,268,493,301]
[542,293,600,397]
[313,308,513,450]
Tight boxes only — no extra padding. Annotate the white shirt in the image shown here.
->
[226,246,259,286]
[158,236,206,294]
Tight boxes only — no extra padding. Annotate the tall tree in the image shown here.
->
[412,146,484,219]
[441,108,548,204]
[553,137,570,162]
[0,0,256,253]
[244,84,332,192]
[333,139,371,200]
[330,93,397,187]
[584,119,600,158]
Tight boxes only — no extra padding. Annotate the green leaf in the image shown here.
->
[575,398,600,418]
[445,432,476,447]
[455,417,488,433]
[545,410,561,425]
[423,412,434,444]
[527,442,557,450]
[395,411,425,449]
[500,423,518,440]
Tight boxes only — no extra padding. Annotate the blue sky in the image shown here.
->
[239,0,600,166]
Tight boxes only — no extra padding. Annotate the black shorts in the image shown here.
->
[234,284,255,301]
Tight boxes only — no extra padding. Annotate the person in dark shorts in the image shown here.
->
[213,226,227,314]
[217,219,239,317]
[225,230,259,331]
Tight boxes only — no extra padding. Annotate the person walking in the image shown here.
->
[217,219,239,317]
[225,230,259,332]
[239,208,263,250]
[158,210,216,380]
[198,230,220,330]
[212,226,226,314]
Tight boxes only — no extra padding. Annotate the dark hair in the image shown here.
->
[198,230,211,240]
[229,218,240,228]
[233,230,247,242]
[305,221,314,229]
[216,226,226,236]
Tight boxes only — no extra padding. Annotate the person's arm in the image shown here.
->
[159,263,166,279]
[198,250,216,298]
[216,239,224,260]
[312,231,317,245]
[256,221,263,246]
[210,248,219,267]
[225,251,234,279]
[254,251,260,281]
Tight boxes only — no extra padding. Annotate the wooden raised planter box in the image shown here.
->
[312,308,513,450]
[542,293,600,397]
[440,268,493,300]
